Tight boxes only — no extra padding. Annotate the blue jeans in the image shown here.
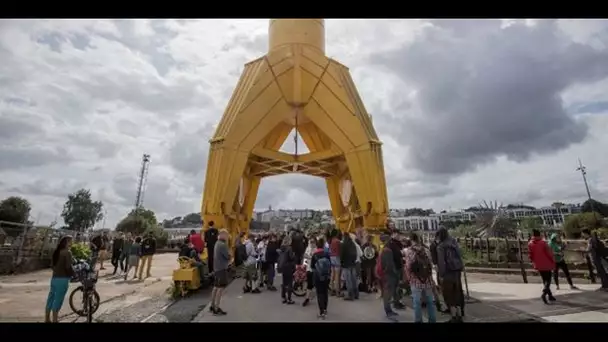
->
[343,267,358,299]
[46,277,70,312]
[411,286,437,323]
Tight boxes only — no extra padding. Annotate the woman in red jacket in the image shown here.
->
[528,229,557,304]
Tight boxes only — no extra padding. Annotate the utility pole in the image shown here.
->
[577,158,599,223]
[135,154,151,210]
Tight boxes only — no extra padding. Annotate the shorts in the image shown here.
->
[441,273,464,307]
[214,269,229,288]
[330,256,341,268]
[306,271,314,290]
[244,263,257,280]
[98,250,108,261]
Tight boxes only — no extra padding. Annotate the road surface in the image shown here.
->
[2,255,607,322]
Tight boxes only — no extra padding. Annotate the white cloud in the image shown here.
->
[0,19,607,228]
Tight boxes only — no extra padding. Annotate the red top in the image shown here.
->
[528,237,555,271]
[329,238,340,257]
[190,233,205,254]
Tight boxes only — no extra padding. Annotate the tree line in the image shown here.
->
[0,189,168,246]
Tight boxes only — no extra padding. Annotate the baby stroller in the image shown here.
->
[292,263,308,297]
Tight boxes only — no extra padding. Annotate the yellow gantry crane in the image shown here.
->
[200,19,390,248]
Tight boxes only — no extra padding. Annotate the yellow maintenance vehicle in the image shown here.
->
[172,18,390,293]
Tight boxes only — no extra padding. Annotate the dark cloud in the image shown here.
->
[0,146,73,170]
[372,19,608,176]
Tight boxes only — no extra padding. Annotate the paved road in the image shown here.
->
[0,253,180,322]
[3,256,606,323]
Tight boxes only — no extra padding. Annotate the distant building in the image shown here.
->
[393,216,440,232]
[256,206,315,222]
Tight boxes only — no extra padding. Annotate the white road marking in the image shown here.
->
[140,302,172,322]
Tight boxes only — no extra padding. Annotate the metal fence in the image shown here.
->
[0,221,84,275]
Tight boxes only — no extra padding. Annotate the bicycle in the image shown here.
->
[68,259,101,323]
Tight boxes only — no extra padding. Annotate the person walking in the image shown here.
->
[124,237,142,280]
[404,233,437,323]
[548,233,578,290]
[328,229,342,297]
[121,234,133,276]
[111,233,125,275]
[581,229,608,290]
[528,229,557,304]
[387,231,406,310]
[209,229,230,315]
[340,233,359,301]
[45,235,74,323]
[436,228,465,322]
[279,235,297,304]
[378,234,399,318]
[302,237,316,307]
[264,233,280,291]
[138,232,156,279]
[361,235,378,293]
[311,238,331,318]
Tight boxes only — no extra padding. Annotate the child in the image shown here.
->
[124,237,142,280]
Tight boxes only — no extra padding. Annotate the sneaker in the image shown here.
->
[267,286,277,291]
[548,295,557,302]
[214,307,227,316]
[570,285,579,290]
[385,311,398,317]
[251,288,261,294]
[556,285,560,290]
[243,287,251,293]
[286,299,295,305]
[302,299,310,307]
[282,298,287,304]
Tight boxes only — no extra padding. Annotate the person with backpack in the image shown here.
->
[311,237,331,318]
[404,232,437,323]
[302,237,317,307]
[377,234,399,318]
[436,227,465,322]
[279,235,297,304]
[528,229,557,304]
[581,228,608,290]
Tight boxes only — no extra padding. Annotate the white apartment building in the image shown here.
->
[432,211,477,222]
[257,206,315,222]
[505,205,581,226]
[393,215,440,232]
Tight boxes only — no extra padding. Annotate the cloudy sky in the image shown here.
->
[1,19,608,228]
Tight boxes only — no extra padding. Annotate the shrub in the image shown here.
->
[71,242,92,260]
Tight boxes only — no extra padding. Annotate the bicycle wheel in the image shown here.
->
[292,280,307,297]
[69,287,101,317]
[86,293,93,323]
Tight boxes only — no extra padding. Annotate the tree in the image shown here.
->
[128,207,158,226]
[61,189,104,232]
[182,212,202,225]
[0,196,32,237]
[563,212,605,238]
[116,207,158,235]
[582,199,608,217]
[520,216,543,232]
[0,196,31,224]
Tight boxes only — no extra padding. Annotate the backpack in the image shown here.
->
[315,256,331,282]
[409,247,432,281]
[444,243,464,272]
[278,248,292,271]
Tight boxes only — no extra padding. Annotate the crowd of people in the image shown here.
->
[227,222,467,323]
[528,227,608,303]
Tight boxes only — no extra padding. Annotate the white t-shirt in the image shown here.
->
[355,242,363,264]
[304,245,314,272]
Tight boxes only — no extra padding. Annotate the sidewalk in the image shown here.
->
[0,253,178,322]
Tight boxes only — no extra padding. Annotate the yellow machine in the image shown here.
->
[200,19,390,248]
[172,256,202,297]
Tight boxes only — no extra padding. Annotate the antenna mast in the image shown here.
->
[135,154,151,209]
